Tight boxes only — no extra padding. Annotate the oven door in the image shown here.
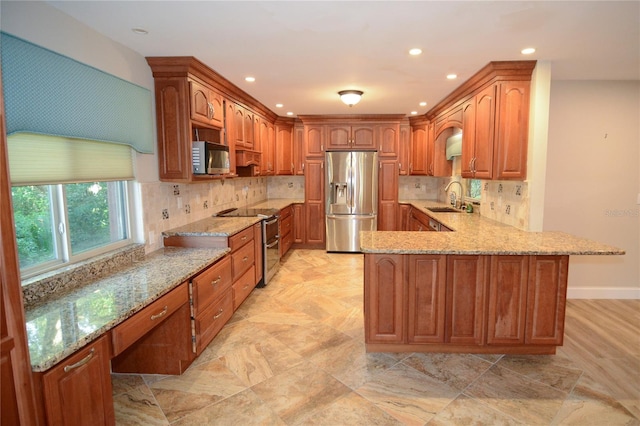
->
[263,216,280,285]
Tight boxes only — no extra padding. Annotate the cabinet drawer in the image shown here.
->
[281,230,293,257]
[231,240,255,281]
[280,205,292,220]
[194,290,233,354]
[191,256,232,316]
[112,283,188,356]
[233,265,256,310]
[229,227,254,251]
[280,214,292,237]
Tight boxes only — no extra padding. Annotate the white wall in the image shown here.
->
[544,80,640,298]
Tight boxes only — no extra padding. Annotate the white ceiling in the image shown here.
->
[46,1,640,117]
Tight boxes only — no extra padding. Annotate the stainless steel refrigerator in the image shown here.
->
[326,151,378,252]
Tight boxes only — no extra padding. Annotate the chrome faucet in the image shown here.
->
[444,180,463,209]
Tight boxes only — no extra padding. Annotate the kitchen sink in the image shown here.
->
[426,207,463,213]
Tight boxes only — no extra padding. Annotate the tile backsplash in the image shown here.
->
[398,176,444,200]
[267,176,305,199]
[480,180,529,230]
[141,177,268,253]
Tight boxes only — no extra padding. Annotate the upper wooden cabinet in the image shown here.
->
[293,123,305,175]
[189,79,224,128]
[410,123,428,175]
[275,120,294,175]
[326,124,375,150]
[304,124,326,157]
[461,85,495,179]
[377,123,400,157]
[494,81,530,180]
[146,57,278,182]
[411,60,535,181]
[398,123,410,175]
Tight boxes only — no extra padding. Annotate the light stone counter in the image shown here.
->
[25,246,228,371]
[162,216,262,237]
[362,200,625,255]
[249,198,305,210]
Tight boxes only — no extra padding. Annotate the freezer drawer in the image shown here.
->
[326,214,377,252]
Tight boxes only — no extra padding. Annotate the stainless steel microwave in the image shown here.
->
[192,141,230,175]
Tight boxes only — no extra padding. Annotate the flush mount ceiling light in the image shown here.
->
[521,47,536,55]
[131,28,148,35]
[338,90,363,107]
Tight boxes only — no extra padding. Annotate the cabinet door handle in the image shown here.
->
[243,256,249,262]
[150,305,168,321]
[243,284,250,290]
[241,235,248,241]
[211,276,222,286]
[64,348,94,372]
[213,308,224,319]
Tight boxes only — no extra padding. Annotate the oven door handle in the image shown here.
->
[265,239,279,248]
[264,217,278,226]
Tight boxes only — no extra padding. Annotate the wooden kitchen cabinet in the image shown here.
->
[526,256,568,345]
[364,251,568,354]
[397,203,411,231]
[409,122,428,175]
[112,283,189,356]
[275,120,294,175]
[462,85,495,179]
[279,205,293,256]
[487,255,528,345]
[398,123,410,175]
[364,254,405,344]
[304,158,325,246]
[304,124,325,157]
[326,124,375,150]
[189,79,224,128]
[377,123,400,157]
[494,81,530,180]
[378,158,398,231]
[408,207,431,231]
[408,255,446,344]
[446,255,489,345]
[41,334,114,426]
[293,123,305,175]
[430,122,453,177]
[292,203,305,244]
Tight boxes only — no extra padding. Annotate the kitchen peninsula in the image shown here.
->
[361,202,624,355]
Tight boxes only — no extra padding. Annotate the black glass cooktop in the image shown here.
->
[215,208,279,218]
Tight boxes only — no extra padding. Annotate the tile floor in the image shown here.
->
[112,250,640,425]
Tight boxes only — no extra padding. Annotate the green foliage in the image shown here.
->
[11,186,55,268]
[66,182,111,254]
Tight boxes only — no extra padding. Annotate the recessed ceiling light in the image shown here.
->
[409,48,422,56]
[410,111,418,115]
[286,112,294,116]
[275,103,283,108]
[131,28,148,35]
[419,101,427,107]
[446,74,457,80]
[521,47,536,55]
[245,76,256,82]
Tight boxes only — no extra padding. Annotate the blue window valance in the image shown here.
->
[1,32,154,154]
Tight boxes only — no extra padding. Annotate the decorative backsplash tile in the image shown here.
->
[480,180,529,230]
[141,177,269,253]
[398,176,443,200]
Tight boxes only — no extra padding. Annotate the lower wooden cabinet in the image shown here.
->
[364,253,569,354]
[364,254,404,344]
[407,255,446,343]
[40,334,114,426]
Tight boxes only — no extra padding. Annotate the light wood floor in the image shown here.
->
[112,250,640,425]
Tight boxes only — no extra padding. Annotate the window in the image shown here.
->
[11,181,131,278]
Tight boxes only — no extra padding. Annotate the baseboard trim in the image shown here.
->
[567,287,640,299]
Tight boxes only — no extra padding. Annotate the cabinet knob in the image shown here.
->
[211,276,221,286]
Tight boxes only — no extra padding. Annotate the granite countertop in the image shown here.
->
[362,200,625,255]
[162,199,304,238]
[25,246,228,372]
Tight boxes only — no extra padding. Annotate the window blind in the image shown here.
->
[0,32,154,154]
[7,133,134,185]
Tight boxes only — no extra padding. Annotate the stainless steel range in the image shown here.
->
[215,207,280,286]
